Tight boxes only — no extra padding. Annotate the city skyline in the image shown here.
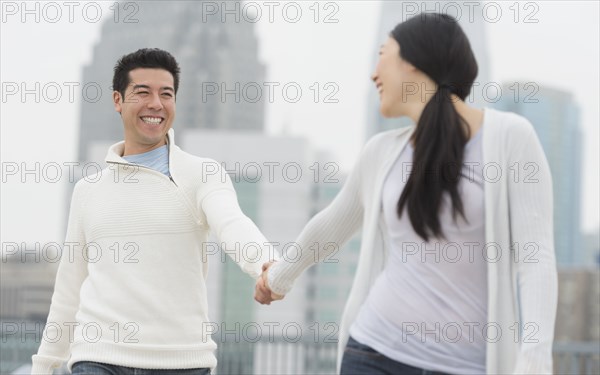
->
[77,1,266,162]
[1,1,599,373]
[1,1,598,243]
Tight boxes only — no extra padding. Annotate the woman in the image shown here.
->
[256,13,557,375]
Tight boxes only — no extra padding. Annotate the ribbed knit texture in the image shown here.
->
[31,129,276,374]
[268,107,558,374]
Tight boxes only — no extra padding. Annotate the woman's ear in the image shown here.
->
[403,59,418,72]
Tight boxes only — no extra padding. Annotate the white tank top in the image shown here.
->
[350,126,487,375]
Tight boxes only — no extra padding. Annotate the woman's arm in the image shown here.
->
[508,123,558,374]
[265,152,367,296]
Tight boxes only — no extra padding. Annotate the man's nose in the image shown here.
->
[147,93,163,110]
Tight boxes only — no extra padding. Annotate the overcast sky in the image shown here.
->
[1,1,598,245]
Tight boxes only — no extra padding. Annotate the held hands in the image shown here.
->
[254,261,285,305]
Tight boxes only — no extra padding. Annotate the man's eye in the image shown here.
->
[136,91,149,95]
[162,93,173,97]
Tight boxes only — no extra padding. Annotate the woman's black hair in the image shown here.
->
[392,13,478,241]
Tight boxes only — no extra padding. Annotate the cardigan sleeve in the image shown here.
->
[267,147,366,296]
[199,161,278,280]
[507,122,558,374]
[31,182,90,374]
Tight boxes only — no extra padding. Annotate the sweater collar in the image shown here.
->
[105,128,176,165]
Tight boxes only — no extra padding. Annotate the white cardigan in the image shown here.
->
[268,107,558,374]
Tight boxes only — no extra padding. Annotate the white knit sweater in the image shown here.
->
[268,107,558,374]
[31,129,276,374]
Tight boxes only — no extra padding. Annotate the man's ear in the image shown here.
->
[113,91,122,114]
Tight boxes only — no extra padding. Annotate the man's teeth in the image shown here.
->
[141,117,162,124]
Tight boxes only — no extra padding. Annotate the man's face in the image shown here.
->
[113,68,175,155]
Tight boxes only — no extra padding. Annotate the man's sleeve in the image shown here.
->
[198,162,278,280]
[31,182,90,374]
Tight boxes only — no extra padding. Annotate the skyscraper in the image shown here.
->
[180,129,318,374]
[77,0,266,162]
[65,0,267,247]
[65,4,270,370]
[494,84,583,265]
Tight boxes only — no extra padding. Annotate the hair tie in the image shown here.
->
[438,83,453,92]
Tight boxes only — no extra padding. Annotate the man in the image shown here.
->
[32,48,277,375]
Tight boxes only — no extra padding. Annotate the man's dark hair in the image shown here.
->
[112,48,181,100]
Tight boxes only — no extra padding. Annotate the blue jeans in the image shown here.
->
[340,336,453,375]
[71,361,211,375]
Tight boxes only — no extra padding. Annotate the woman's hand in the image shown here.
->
[254,261,285,305]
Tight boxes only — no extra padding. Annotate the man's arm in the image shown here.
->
[31,182,90,374]
[199,164,278,280]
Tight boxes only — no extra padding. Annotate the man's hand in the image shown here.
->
[254,261,285,305]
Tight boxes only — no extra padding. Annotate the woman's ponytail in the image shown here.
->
[391,13,478,241]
